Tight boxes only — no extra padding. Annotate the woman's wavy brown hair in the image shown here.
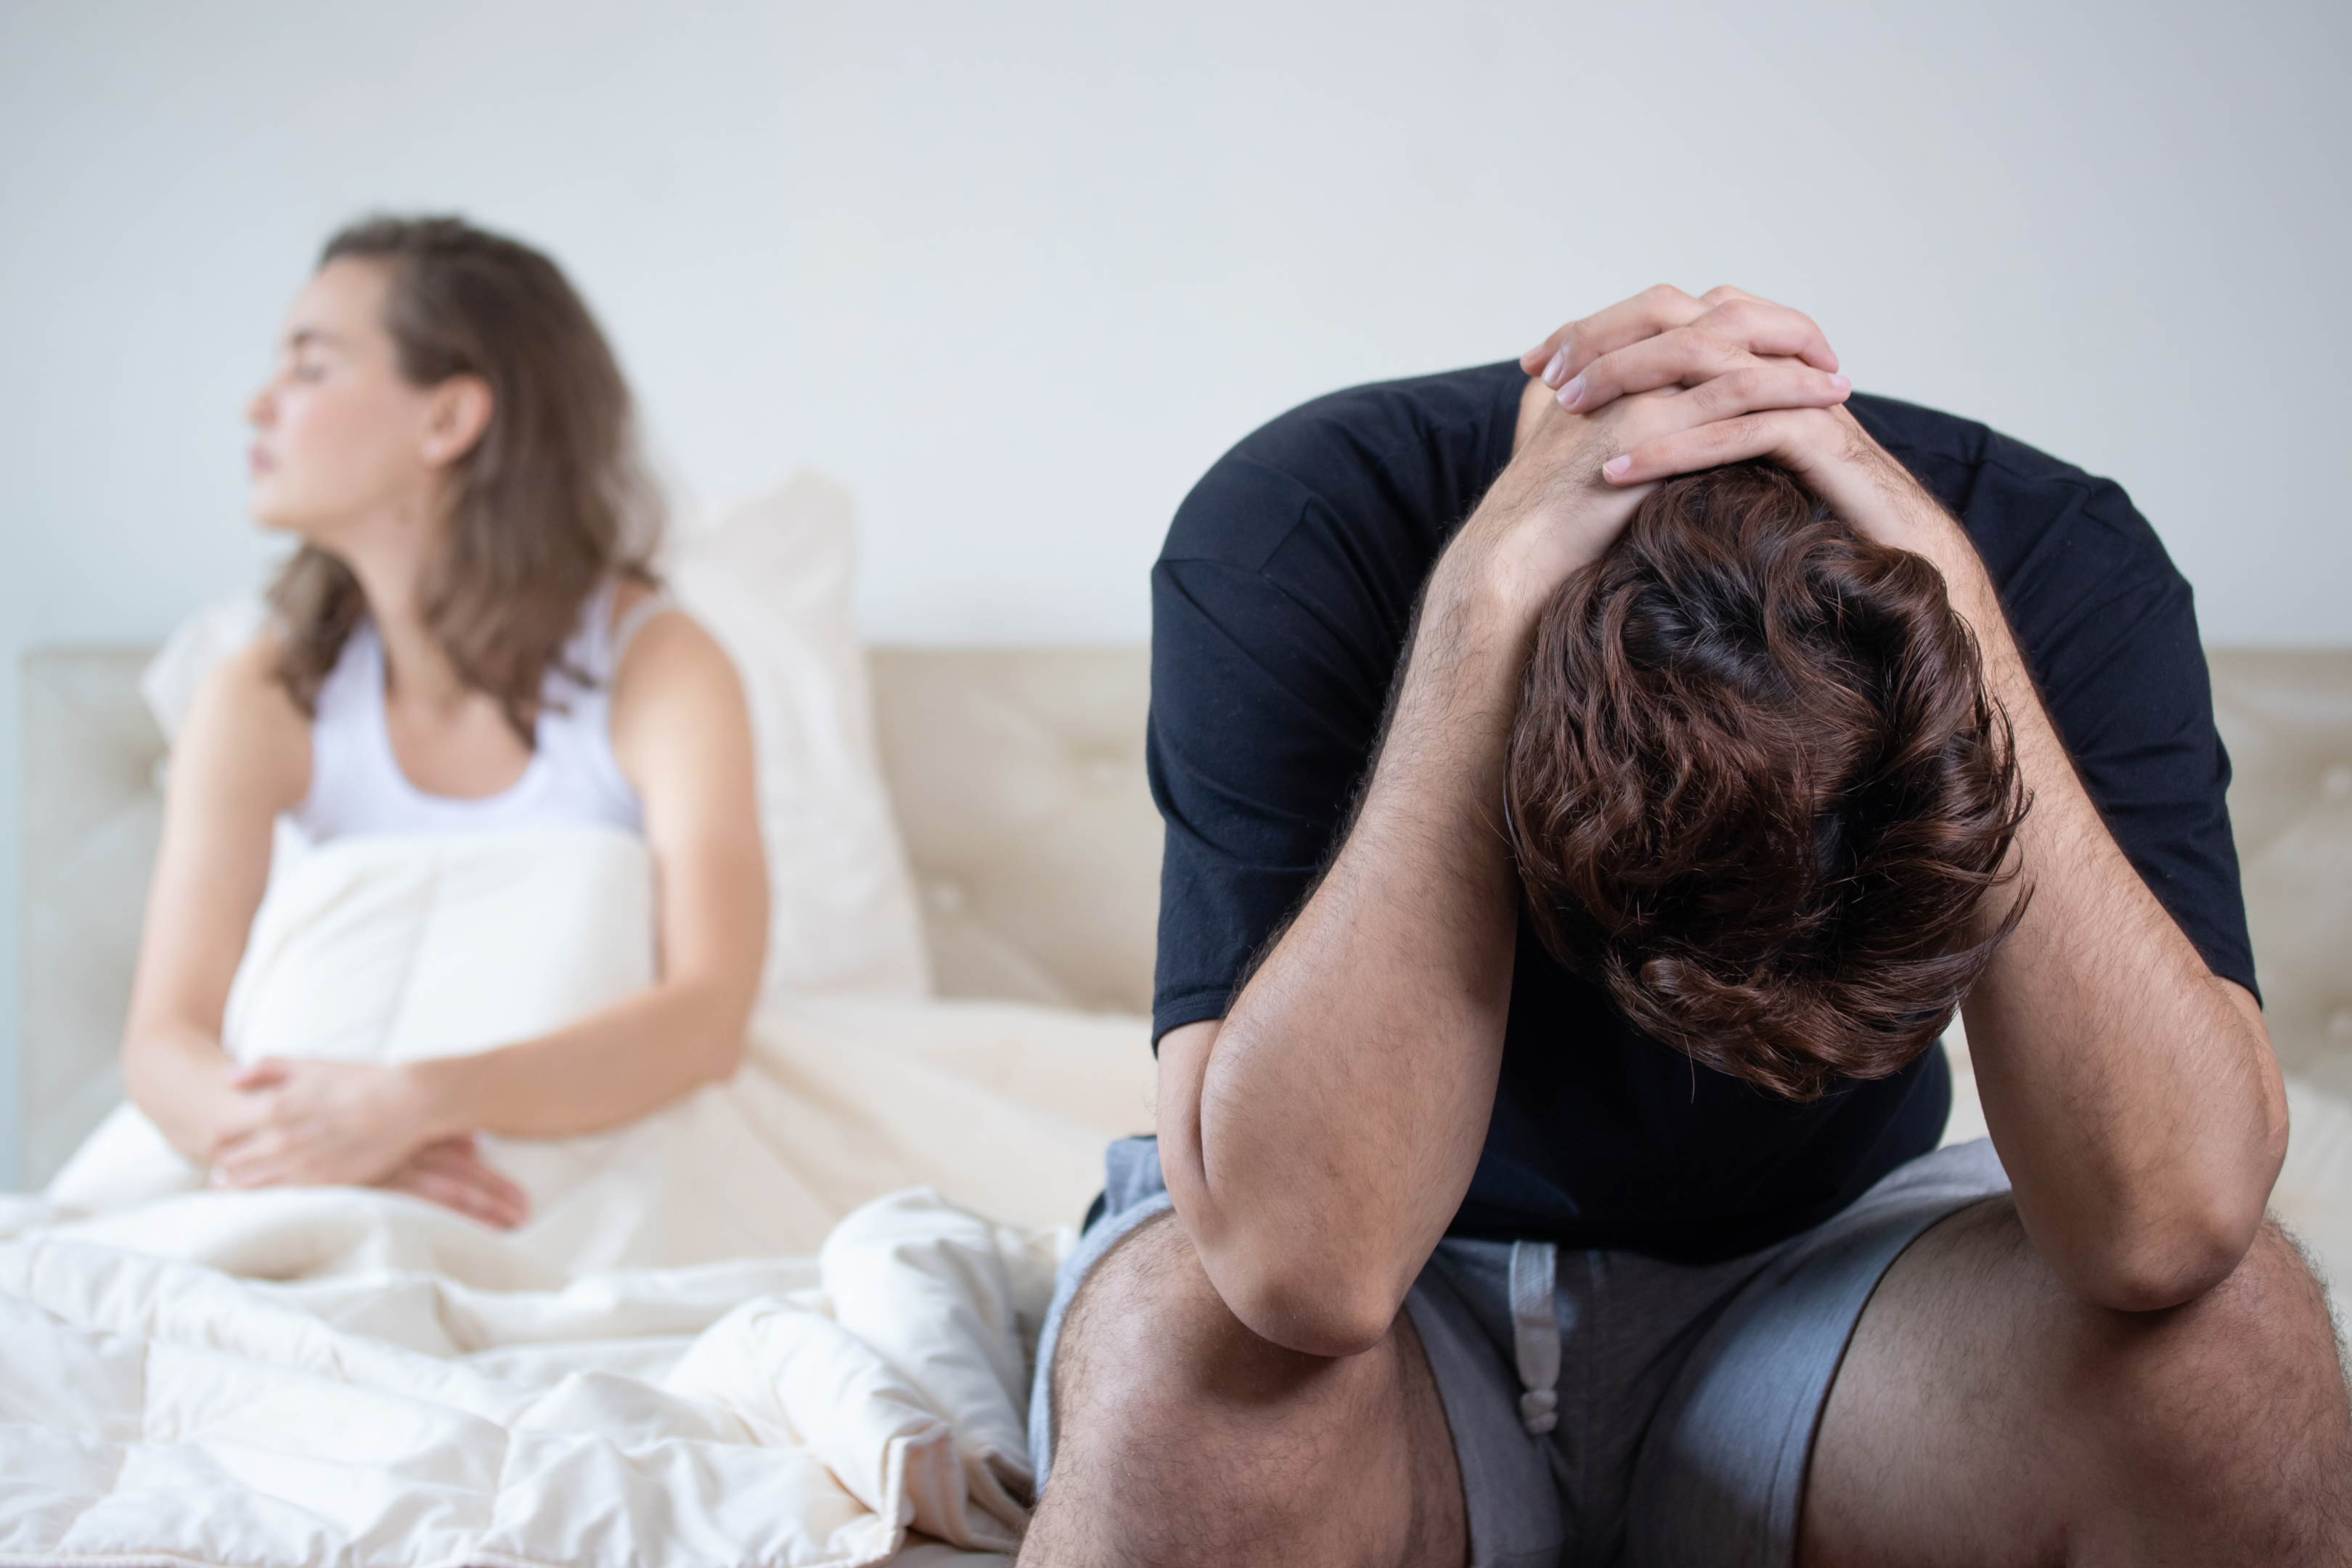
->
[269,215,659,740]
[1504,462,2030,1101]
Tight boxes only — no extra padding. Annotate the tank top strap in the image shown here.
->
[291,622,390,842]
[608,586,679,674]
[554,579,623,695]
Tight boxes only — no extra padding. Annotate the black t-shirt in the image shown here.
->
[1148,360,2258,1262]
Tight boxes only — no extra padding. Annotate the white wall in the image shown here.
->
[2,0,2347,1183]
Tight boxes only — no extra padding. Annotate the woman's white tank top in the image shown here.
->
[293,583,663,843]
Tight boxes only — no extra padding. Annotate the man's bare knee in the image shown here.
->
[1972,1203,2352,1553]
[1807,1197,2352,1567]
[2094,1219,2352,1548]
[1021,1211,1461,1568]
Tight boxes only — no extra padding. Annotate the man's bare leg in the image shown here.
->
[1019,1210,1467,1568]
[1802,1196,2352,1564]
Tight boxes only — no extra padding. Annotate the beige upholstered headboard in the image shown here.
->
[17,645,2352,1190]
[2209,652,2352,1093]
[867,649,1159,1016]
[21,648,167,1189]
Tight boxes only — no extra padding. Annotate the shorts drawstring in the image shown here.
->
[1507,1239,1560,1435]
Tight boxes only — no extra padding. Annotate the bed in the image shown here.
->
[9,479,1174,1567]
[12,477,2352,1563]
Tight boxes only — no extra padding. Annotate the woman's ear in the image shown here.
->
[420,375,494,469]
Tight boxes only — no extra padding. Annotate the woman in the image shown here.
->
[120,216,768,1230]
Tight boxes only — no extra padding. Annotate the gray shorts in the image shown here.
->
[1028,1135,2010,1568]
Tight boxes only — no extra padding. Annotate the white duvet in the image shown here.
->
[0,827,1158,1568]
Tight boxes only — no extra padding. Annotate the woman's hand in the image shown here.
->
[374,1135,530,1230]
[208,1060,527,1229]
[208,1057,439,1191]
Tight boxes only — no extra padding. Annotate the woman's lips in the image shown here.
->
[248,446,274,475]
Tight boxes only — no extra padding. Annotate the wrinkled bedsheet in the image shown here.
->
[0,828,1157,1567]
[0,1188,1055,1567]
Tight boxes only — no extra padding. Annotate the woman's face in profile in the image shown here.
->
[245,258,440,543]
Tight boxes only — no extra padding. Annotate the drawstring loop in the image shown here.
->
[1507,1239,1560,1435]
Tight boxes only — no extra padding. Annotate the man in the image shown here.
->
[1019,287,2351,1564]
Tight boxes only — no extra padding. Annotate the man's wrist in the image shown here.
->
[1810,430,2000,637]
[1903,512,2006,653]
[1433,495,1609,638]
[1411,550,1546,712]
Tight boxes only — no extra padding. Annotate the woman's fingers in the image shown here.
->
[388,1148,528,1228]
[213,1127,338,1188]
[387,1167,526,1228]
[225,1057,290,1090]
[209,1123,269,1169]
[208,1101,274,1156]
[212,1147,288,1187]
[213,1140,299,1188]
[408,1140,526,1204]
[397,1140,530,1226]
[210,1062,290,1155]
[212,1128,528,1228]
[428,1169,526,1228]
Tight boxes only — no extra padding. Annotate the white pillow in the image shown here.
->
[140,594,267,743]
[666,473,930,1000]
[140,470,932,1004]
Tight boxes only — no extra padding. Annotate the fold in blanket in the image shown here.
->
[0,1188,1053,1566]
[0,828,1157,1567]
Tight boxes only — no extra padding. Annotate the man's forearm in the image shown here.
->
[1161,567,1531,1357]
[1922,523,2287,1310]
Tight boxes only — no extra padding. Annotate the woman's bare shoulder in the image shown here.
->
[176,631,312,811]
[605,594,754,801]
[610,592,740,701]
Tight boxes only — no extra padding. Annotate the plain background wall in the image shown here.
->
[2,0,2347,1184]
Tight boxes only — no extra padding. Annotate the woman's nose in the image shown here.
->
[245,385,274,428]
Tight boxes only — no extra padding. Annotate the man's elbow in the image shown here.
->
[2068,1191,2273,1313]
[1193,1230,1405,1358]
[1160,1098,1417,1357]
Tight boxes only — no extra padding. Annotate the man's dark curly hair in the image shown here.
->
[1504,461,2030,1101]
